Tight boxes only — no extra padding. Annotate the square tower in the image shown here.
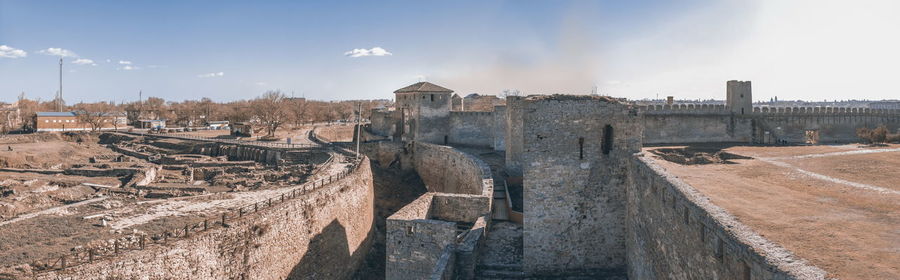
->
[393,82,453,144]
[726,80,752,115]
[520,95,642,276]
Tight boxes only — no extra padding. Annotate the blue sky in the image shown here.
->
[1,0,899,103]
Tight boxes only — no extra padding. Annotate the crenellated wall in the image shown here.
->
[639,105,900,144]
[35,160,375,280]
[627,154,826,279]
[750,107,900,143]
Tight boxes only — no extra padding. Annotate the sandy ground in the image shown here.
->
[648,144,900,280]
[0,140,120,169]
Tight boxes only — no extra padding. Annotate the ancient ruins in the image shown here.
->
[0,80,898,279]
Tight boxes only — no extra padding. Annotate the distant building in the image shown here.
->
[34,112,127,132]
[137,119,166,129]
[207,120,229,129]
[462,93,504,111]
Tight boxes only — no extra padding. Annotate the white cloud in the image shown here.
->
[344,47,392,58]
[120,65,138,71]
[37,47,77,57]
[72,58,96,65]
[118,60,132,65]
[197,72,225,78]
[255,81,267,86]
[0,45,27,58]
[105,59,111,63]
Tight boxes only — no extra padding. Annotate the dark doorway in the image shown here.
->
[602,125,613,155]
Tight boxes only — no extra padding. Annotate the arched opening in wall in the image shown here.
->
[430,94,434,102]
[444,135,448,145]
[602,125,613,155]
[741,108,745,115]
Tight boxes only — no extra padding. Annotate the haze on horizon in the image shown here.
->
[1,0,898,103]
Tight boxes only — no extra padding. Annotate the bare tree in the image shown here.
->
[73,102,114,131]
[290,98,309,126]
[500,89,522,99]
[251,90,292,137]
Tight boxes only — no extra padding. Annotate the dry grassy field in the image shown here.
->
[648,144,900,280]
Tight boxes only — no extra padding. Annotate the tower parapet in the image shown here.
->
[726,80,752,115]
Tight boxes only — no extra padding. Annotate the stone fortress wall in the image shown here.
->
[448,111,494,147]
[376,81,900,279]
[627,155,826,279]
[380,141,494,280]
[36,153,375,280]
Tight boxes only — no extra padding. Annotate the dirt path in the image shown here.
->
[758,158,900,195]
[0,196,108,227]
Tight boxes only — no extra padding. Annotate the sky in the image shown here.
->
[1,0,899,103]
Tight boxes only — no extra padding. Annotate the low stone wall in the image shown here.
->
[626,154,826,279]
[35,159,375,280]
[386,193,490,280]
[412,142,493,197]
[386,194,457,280]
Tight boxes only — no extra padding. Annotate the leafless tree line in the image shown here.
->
[3,91,390,135]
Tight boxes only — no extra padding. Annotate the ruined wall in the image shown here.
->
[412,142,494,197]
[626,154,826,279]
[505,97,525,176]
[492,105,507,151]
[521,96,642,276]
[448,111,494,147]
[37,160,375,280]
[386,194,458,280]
[386,193,490,280]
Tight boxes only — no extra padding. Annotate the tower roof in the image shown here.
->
[394,82,453,93]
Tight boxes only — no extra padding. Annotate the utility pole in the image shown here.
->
[58,58,63,112]
[355,102,362,159]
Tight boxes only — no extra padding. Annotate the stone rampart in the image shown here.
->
[643,114,753,144]
[412,142,494,197]
[448,111,494,147]
[640,105,900,144]
[34,159,375,280]
[626,154,826,279]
